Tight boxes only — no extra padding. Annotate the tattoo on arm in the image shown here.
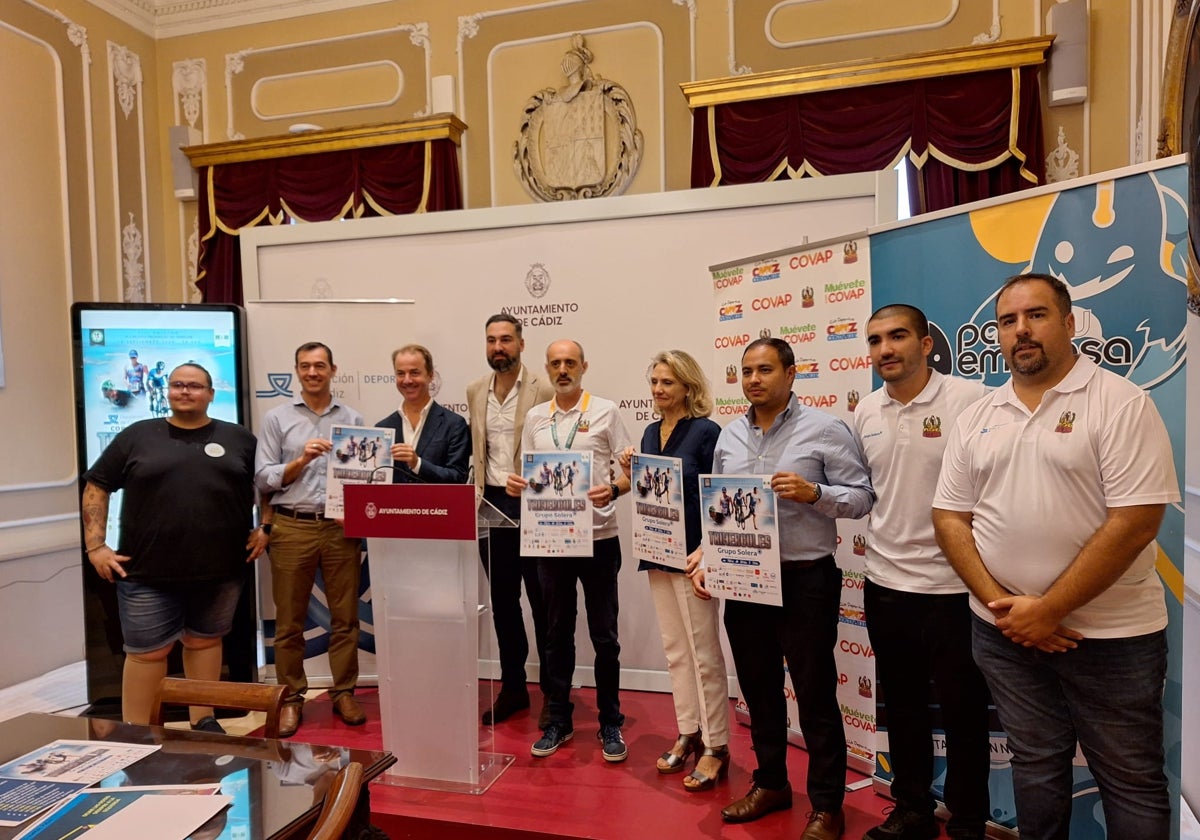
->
[81,483,110,548]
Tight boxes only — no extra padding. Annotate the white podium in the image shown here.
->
[344,483,514,794]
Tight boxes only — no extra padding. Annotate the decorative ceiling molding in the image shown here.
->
[682,35,1053,109]
[85,0,394,38]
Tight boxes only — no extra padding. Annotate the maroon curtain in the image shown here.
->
[196,139,463,304]
[691,66,1044,213]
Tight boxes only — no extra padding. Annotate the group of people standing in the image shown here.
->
[81,272,1178,840]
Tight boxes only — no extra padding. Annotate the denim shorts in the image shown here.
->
[116,577,244,653]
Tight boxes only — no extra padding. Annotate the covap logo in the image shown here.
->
[256,372,294,399]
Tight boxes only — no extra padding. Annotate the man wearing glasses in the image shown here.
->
[82,363,266,730]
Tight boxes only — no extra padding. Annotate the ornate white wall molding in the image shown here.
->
[224,24,430,139]
[1045,125,1080,183]
[250,61,405,121]
[173,58,207,129]
[109,43,142,119]
[728,0,752,74]
[121,212,146,302]
[186,215,200,302]
[83,0,396,39]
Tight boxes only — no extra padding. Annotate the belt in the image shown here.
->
[275,506,323,521]
[785,554,835,569]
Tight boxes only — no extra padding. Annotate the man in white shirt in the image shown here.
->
[466,314,555,725]
[933,274,1179,840]
[852,304,990,840]
[506,339,632,762]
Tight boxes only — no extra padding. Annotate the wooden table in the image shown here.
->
[0,713,394,840]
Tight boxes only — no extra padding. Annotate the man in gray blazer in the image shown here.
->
[467,313,555,725]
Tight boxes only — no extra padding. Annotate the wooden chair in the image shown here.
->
[306,761,365,840]
[149,678,288,739]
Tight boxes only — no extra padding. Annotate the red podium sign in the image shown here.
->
[343,483,477,541]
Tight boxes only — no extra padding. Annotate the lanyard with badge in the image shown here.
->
[549,391,591,449]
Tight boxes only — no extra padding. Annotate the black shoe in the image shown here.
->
[482,691,530,725]
[190,716,226,735]
[597,724,628,762]
[863,806,938,840]
[530,724,574,757]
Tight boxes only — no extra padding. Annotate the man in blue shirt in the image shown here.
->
[691,337,873,840]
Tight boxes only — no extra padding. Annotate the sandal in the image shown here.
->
[656,730,702,774]
[683,745,730,792]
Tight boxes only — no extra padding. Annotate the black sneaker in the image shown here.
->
[190,716,227,735]
[863,806,938,840]
[597,724,627,762]
[531,724,574,757]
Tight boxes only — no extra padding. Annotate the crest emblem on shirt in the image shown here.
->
[852,534,866,555]
[576,419,590,433]
[922,415,942,438]
[858,675,873,698]
[846,389,860,412]
[800,286,815,308]
[1055,410,1076,433]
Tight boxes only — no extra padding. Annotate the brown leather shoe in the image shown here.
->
[800,809,846,840]
[279,702,302,738]
[332,693,367,726]
[720,782,793,823]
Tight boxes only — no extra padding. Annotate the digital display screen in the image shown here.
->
[71,304,247,550]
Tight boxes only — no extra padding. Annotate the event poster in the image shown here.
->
[324,425,394,519]
[629,454,687,570]
[698,474,780,605]
[520,450,592,556]
[0,741,160,827]
[870,161,1188,835]
[14,786,226,840]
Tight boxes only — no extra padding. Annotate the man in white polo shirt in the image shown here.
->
[853,304,991,840]
[932,274,1178,840]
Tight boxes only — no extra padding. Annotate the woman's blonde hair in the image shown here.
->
[647,350,713,418]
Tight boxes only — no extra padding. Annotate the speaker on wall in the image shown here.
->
[169,124,201,201]
[1047,0,1089,106]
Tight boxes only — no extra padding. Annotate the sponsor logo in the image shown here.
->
[1055,410,1076,433]
[256,372,294,399]
[759,327,772,339]
[751,293,792,311]
[752,261,782,282]
[778,323,817,345]
[829,355,871,371]
[800,287,815,308]
[794,358,820,380]
[788,248,834,270]
[825,279,867,303]
[365,502,378,519]
[922,415,942,437]
[846,389,860,412]
[826,317,859,341]
[839,639,875,658]
[725,364,738,384]
[715,397,749,416]
[525,263,551,298]
[712,266,744,290]
[89,329,106,346]
[852,534,866,555]
[843,241,859,264]
[797,393,839,408]
[955,321,1135,378]
[714,333,751,349]
[858,675,872,698]
[718,301,744,322]
[500,302,580,327]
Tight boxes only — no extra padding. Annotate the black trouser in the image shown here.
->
[723,559,845,811]
[864,580,991,834]
[480,486,548,697]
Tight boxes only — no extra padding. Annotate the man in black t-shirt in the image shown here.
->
[82,363,269,728]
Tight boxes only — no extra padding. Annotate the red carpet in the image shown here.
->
[287,685,959,840]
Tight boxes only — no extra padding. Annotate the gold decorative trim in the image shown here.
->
[183,115,467,167]
[680,36,1054,109]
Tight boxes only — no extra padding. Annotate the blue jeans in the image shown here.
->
[537,536,624,729]
[117,578,243,653]
[971,617,1169,840]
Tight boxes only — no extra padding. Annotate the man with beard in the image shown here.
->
[933,274,1179,840]
[853,305,991,840]
[466,314,555,725]
[507,339,632,762]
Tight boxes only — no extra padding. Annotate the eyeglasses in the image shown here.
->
[168,382,209,392]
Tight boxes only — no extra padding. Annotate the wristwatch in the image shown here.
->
[609,482,621,501]
[810,483,823,504]
[260,523,273,535]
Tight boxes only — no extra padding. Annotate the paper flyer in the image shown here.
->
[0,741,160,827]
[698,474,781,605]
[324,424,395,518]
[520,450,592,556]
[629,454,687,570]
[14,785,226,840]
